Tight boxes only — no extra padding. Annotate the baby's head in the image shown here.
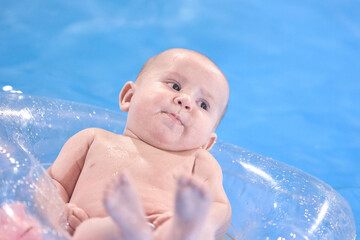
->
[120,48,229,151]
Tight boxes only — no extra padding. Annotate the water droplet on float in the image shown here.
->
[9,157,16,164]
[2,85,13,91]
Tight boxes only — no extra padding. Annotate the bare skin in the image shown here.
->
[166,176,213,240]
[47,48,232,240]
[102,173,213,240]
[103,173,152,240]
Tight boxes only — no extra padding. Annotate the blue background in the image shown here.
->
[1,0,359,236]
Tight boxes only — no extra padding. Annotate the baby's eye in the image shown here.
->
[198,101,208,110]
[167,82,181,91]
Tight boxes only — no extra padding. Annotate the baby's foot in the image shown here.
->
[173,176,212,239]
[103,173,152,240]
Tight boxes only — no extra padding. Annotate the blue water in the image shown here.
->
[1,0,359,237]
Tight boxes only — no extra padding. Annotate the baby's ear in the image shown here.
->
[119,81,136,112]
[202,132,217,151]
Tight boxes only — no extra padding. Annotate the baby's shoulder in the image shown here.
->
[195,148,216,161]
[78,127,111,136]
[192,149,223,182]
[79,128,123,141]
[194,149,221,171]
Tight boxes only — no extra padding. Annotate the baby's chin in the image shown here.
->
[145,137,202,152]
[126,127,204,152]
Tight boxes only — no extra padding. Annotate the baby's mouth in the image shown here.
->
[163,112,183,126]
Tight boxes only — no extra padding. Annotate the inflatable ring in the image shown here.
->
[0,92,356,240]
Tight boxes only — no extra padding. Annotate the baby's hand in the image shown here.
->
[65,203,89,235]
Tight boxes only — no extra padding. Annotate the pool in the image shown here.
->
[1,0,359,237]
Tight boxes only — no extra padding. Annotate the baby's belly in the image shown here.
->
[68,144,195,222]
[69,168,177,220]
[69,175,110,218]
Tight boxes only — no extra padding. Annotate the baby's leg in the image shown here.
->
[154,176,214,240]
[103,173,152,240]
[73,217,120,240]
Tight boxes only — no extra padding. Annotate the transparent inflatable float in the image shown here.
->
[0,92,356,240]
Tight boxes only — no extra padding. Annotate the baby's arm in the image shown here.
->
[47,128,96,202]
[47,128,97,233]
[193,150,232,239]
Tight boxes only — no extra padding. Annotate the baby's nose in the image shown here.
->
[174,95,192,111]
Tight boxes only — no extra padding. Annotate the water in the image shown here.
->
[1,0,359,237]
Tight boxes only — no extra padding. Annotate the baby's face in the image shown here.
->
[122,49,229,151]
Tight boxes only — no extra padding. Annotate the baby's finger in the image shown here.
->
[65,205,72,218]
[68,214,82,230]
[65,203,77,219]
[73,207,89,222]
[66,222,75,236]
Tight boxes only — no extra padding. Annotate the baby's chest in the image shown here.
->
[73,142,197,217]
[83,144,195,186]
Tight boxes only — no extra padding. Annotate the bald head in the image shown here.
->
[135,48,229,127]
[137,49,225,81]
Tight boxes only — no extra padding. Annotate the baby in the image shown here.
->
[47,48,232,240]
